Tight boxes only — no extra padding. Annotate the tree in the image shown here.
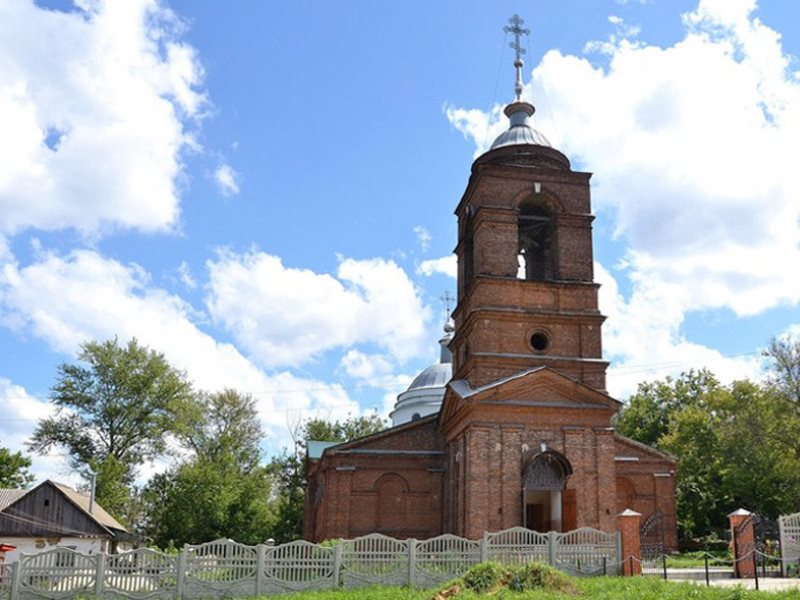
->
[618,369,800,540]
[0,447,35,488]
[765,335,800,411]
[142,389,275,547]
[28,338,193,522]
[267,414,387,543]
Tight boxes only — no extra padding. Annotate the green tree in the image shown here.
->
[0,447,35,488]
[143,389,275,547]
[618,368,800,540]
[765,335,800,411]
[267,414,387,543]
[28,338,193,522]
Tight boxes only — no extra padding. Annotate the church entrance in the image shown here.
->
[522,450,576,533]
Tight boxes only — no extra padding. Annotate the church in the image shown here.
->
[304,17,677,550]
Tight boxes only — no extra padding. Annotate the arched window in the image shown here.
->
[517,201,554,280]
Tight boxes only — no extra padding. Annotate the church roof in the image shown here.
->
[407,362,452,391]
[490,123,551,150]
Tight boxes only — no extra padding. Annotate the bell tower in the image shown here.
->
[449,21,607,393]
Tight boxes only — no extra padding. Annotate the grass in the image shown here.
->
[257,577,800,599]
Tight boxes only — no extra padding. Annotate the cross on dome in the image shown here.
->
[504,14,530,101]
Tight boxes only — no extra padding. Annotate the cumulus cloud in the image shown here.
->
[214,162,240,197]
[446,0,800,394]
[0,377,81,486]
[0,0,206,237]
[417,254,458,278]
[340,349,394,381]
[205,249,431,368]
[0,249,361,452]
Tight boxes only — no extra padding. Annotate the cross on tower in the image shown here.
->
[440,290,454,322]
[504,14,530,61]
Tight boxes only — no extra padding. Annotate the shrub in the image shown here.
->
[509,561,576,594]
[459,561,510,593]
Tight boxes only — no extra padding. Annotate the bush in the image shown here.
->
[509,562,576,594]
[460,561,510,593]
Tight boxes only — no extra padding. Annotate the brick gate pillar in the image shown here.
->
[617,509,642,576]
[729,508,756,578]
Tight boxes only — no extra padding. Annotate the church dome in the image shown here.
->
[390,320,453,427]
[407,362,452,391]
[490,124,551,150]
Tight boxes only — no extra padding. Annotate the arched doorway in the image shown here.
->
[522,450,575,532]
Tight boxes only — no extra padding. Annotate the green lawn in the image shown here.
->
[262,577,800,599]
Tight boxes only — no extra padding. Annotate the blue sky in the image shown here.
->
[1,0,799,484]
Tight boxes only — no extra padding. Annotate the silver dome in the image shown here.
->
[490,124,551,150]
[407,362,452,391]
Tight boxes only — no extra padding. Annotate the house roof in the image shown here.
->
[0,480,127,535]
[51,482,126,532]
[0,489,26,511]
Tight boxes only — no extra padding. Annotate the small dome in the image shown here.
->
[490,125,551,150]
[407,362,452,391]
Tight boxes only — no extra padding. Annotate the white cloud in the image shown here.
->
[214,162,240,197]
[205,249,431,368]
[340,349,394,380]
[175,260,196,290]
[417,254,457,278]
[0,377,81,487]
[0,0,206,237]
[446,0,800,393]
[413,226,432,251]
[0,249,361,453]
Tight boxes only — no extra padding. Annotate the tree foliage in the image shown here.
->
[0,447,35,488]
[142,389,275,547]
[617,367,800,541]
[28,338,193,522]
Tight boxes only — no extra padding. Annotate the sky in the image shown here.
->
[1,0,799,487]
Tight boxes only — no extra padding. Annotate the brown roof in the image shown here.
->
[0,481,127,534]
[51,482,127,532]
[0,489,26,511]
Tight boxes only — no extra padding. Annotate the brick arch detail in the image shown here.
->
[375,473,410,533]
[511,188,564,214]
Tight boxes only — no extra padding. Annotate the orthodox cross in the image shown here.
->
[504,14,530,61]
[440,290,454,322]
[504,14,530,101]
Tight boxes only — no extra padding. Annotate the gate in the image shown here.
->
[639,510,665,561]
[779,511,800,576]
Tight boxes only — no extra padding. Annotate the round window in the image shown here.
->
[531,332,549,352]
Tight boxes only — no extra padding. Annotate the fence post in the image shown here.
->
[408,539,417,587]
[729,508,755,578]
[94,552,106,597]
[617,509,642,576]
[333,543,343,588]
[479,533,488,563]
[548,531,557,567]
[176,547,187,600]
[9,560,20,600]
[255,544,266,596]
[615,531,622,576]
[778,516,786,577]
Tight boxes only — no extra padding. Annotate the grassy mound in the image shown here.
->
[433,561,577,598]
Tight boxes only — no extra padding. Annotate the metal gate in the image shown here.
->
[640,510,665,560]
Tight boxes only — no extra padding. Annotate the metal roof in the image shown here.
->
[490,124,551,150]
[407,362,452,391]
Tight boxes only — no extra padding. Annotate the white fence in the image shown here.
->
[779,511,800,575]
[0,527,620,599]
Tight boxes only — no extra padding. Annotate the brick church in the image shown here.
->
[304,18,677,549]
